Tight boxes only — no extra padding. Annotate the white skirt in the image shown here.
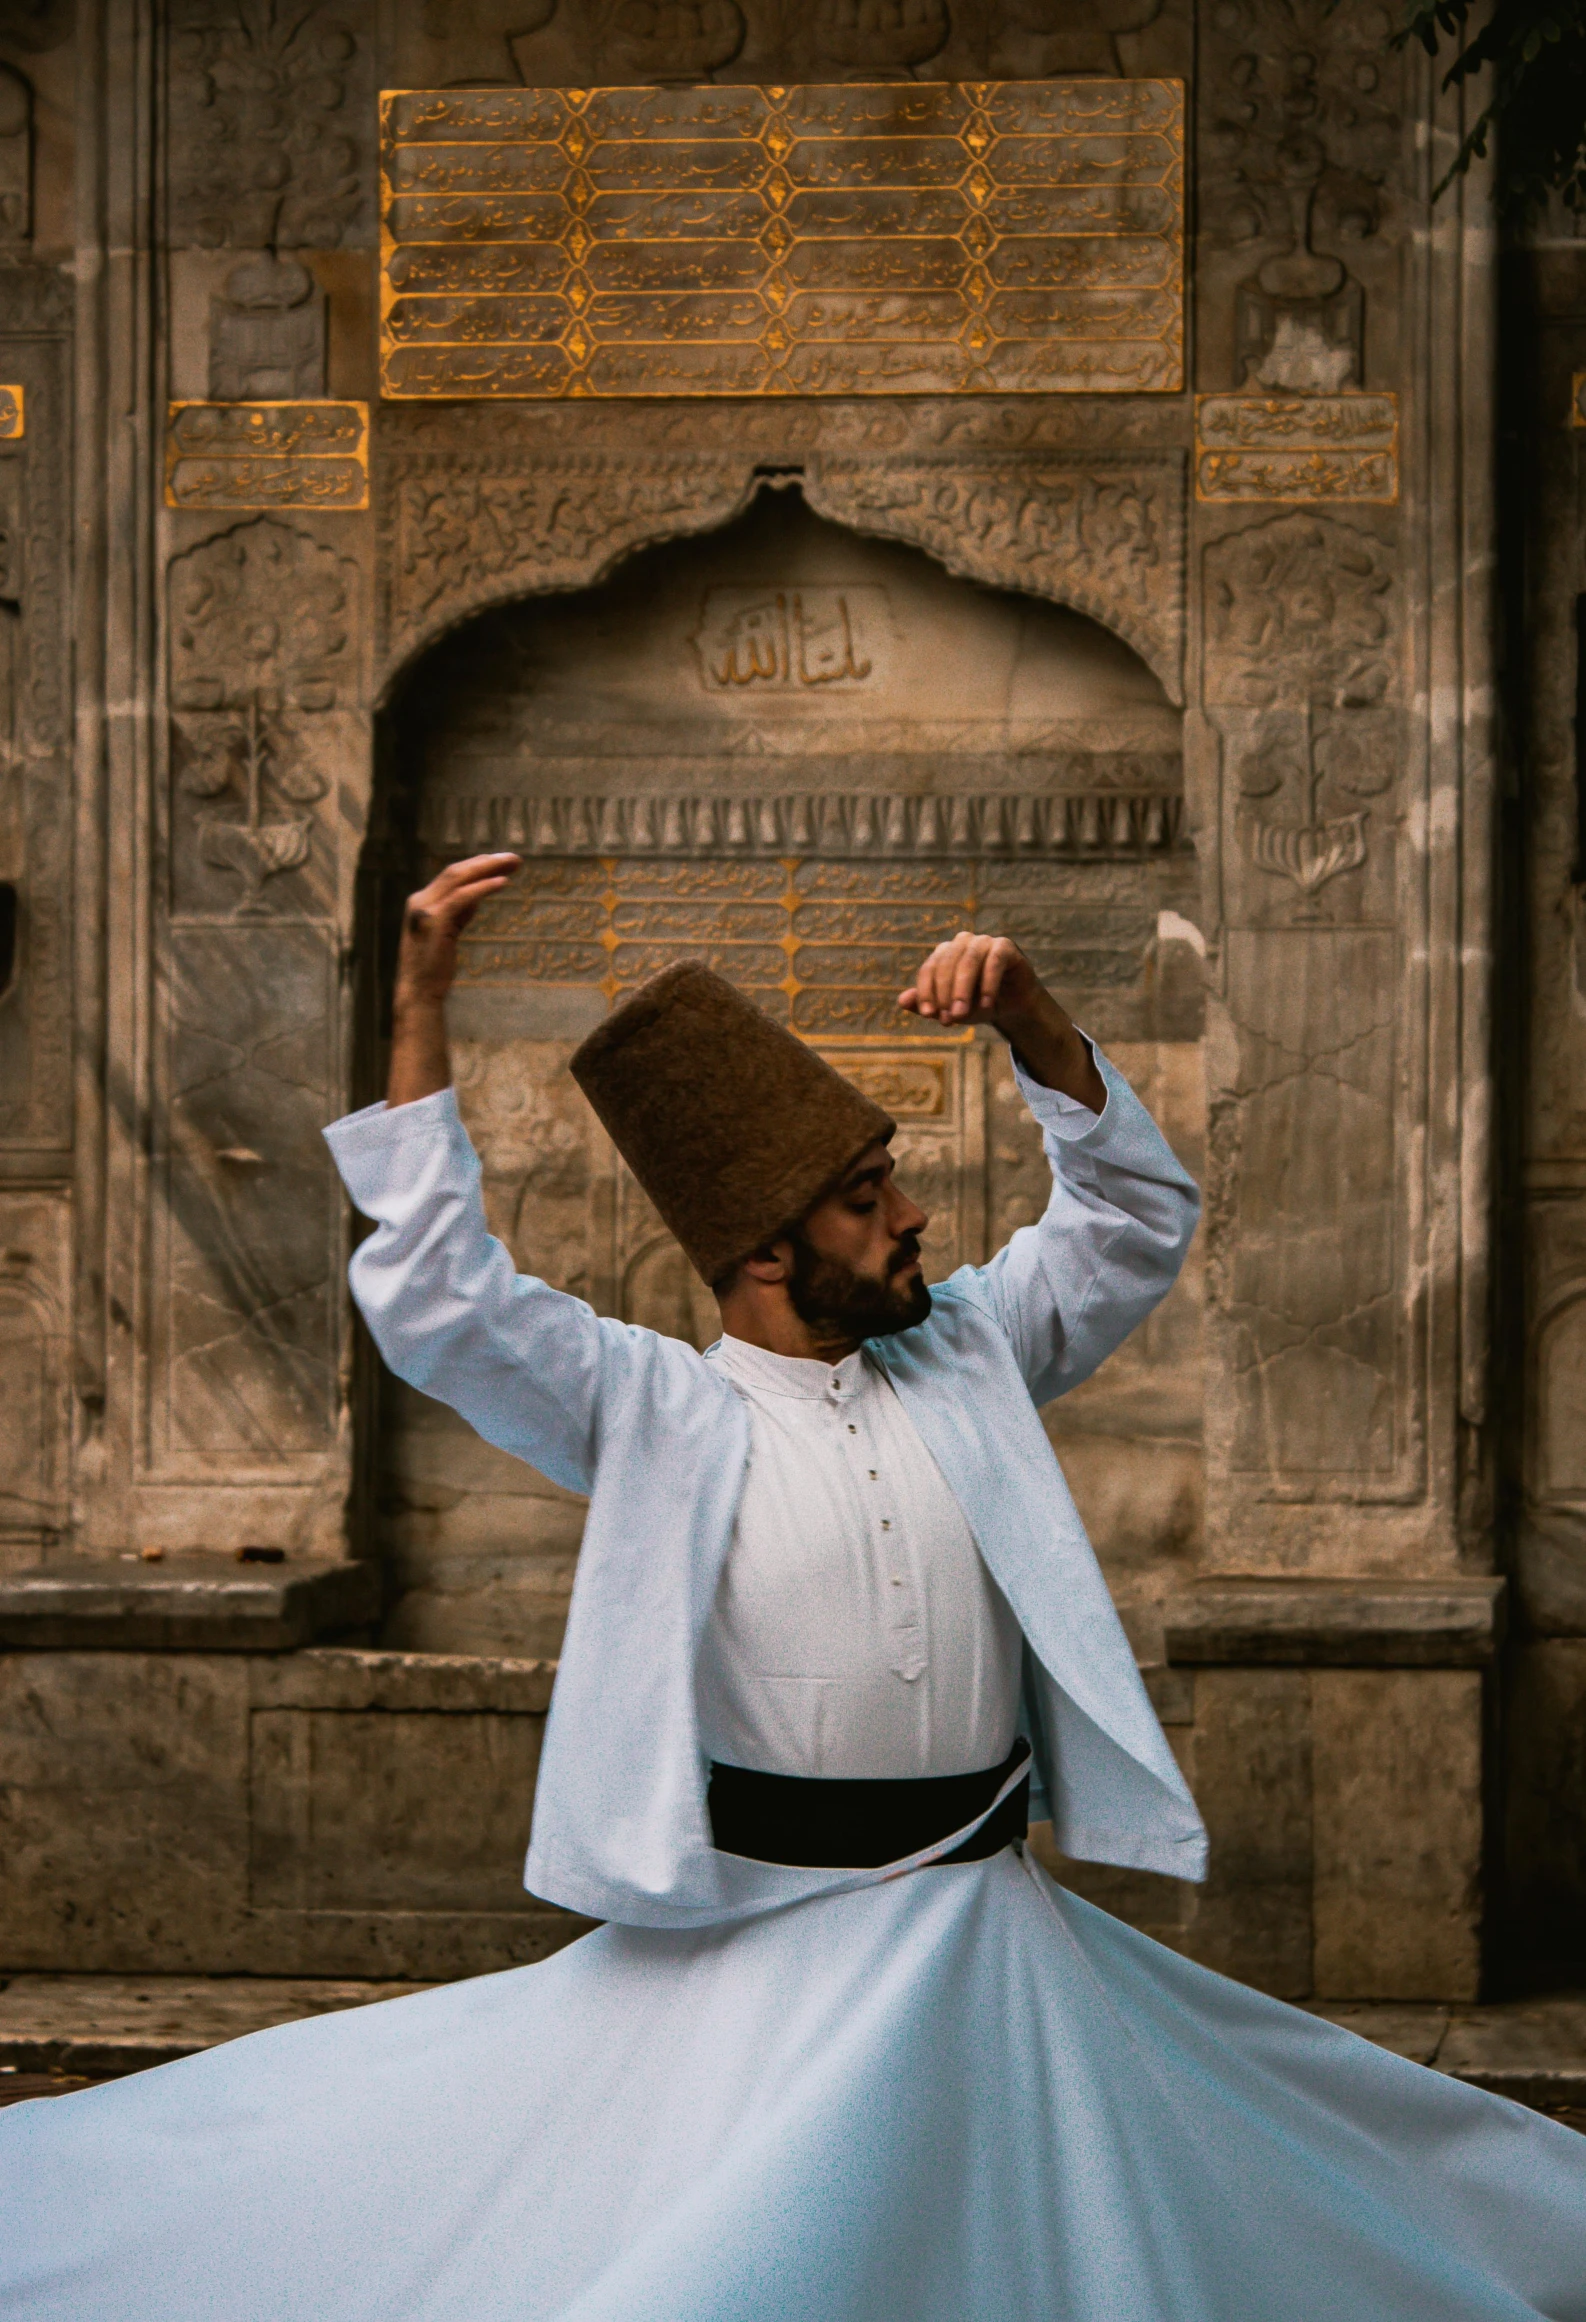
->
[3,1851,1584,2321]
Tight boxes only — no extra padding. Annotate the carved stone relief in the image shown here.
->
[0,1189,69,1538]
[454,0,1187,90]
[380,446,1185,702]
[1212,928,1400,1489]
[1195,392,1399,505]
[1203,512,1396,916]
[165,401,369,514]
[806,457,1185,699]
[155,926,339,1461]
[207,254,326,401]
[1201,508,1406,1503]
[381,453,755,680]
[0,64,31,244]
[0,290,72,1151]
[1199,0,1402,390]
[167,0,375,250]
[155,518,364,1471]
[168,518,360,920]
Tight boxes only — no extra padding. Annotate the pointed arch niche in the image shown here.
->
[363,486,1203,1655]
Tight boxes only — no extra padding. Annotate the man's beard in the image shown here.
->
[786,1229,932,1341]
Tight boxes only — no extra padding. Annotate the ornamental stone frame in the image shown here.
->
[0,0,1516,2002]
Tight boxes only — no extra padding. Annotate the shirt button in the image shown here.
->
[847,1423,857,1434]
[882,1519,892,1530]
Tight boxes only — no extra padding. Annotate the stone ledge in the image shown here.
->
[1162,1578,1506,1669]
[0,1557,380,1652]
[250,1647,556,1714]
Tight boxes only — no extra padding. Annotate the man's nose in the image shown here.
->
[890,1187,929,1238]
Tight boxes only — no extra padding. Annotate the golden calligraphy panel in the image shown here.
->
[164,402,370,511]
[0,384,22,439]
[1195,393,1399,504]
[380,81,1183,400]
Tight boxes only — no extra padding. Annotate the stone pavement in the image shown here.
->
[0,1974,1583,2131]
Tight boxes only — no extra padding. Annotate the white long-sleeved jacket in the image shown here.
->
[325,1046,1207,1929]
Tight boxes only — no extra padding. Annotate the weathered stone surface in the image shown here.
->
[0,1650,588,1977]
[0,1974,431,2076]
[1436,1999,1586,2110]
[1179,1669,1314,1997]
[0,1557,378,1651]
[1311,1670,1483,2001]
[1305,2002,1450,2066]
[1163,1579,1506,1668]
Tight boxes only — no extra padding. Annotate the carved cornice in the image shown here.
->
[419,788,1189,862]
[379,446,1186,703]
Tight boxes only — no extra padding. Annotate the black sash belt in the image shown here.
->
[707,1738,1031,1869]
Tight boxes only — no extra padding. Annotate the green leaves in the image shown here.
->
[1395,0,1586,210]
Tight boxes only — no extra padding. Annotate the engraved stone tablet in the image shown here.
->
[164,401,370,510]
[1195,392,1399,504]
[379,80,1183,400]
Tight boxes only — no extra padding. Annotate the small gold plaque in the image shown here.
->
[164,401,370,510]
[1572,371,1586,428]
[1195,392,1398,504]
[0,384,23,439]
[379,80,1184,400]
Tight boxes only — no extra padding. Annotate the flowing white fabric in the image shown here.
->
[4,1855,1584,2321]
[698,1335,1023,1779]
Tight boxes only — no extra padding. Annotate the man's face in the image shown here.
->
[784,1142,932,1341]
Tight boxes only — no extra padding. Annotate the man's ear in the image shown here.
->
[740,1237,792,1286]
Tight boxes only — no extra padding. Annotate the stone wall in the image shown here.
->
[0,0,1529,2001]
[1502,208,1586,1992]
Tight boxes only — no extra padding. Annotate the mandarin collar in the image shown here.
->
[709,1334,868,1403]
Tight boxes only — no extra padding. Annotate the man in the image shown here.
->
[3,851,1583,2322]
[348,850,1208,1923]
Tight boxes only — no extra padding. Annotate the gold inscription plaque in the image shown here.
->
[380,80,1183,400]
[1572,371,1586,428]
[1195,392,1399,504]
[164,401,370,510]
[0,384,23,439]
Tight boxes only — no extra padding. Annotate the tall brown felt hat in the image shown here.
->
[569,963,895,1285]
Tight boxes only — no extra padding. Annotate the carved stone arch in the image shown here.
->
[804,454,1185,703]
[377,454,762,701]
[376,450,1186,705]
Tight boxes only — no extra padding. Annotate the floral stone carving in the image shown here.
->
[1204,512,1396,902]
[168,518,362,919]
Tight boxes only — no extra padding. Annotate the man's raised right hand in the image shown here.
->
[387,852,520,1107]
[395,852,522,1015]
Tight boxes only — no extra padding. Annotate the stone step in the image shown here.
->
[0,1974,431,2086]
[1308,1997,1586,2116]
[2,1975,1584,2125]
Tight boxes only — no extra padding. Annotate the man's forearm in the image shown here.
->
[1003,993,1107,1111]
[386,995,452,1108]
